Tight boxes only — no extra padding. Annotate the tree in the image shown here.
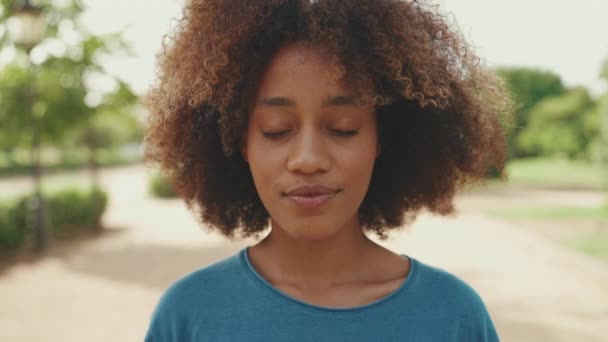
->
[582,102,604,162]
[496,67,566,158]
[600,58,608,82]
[0,0,137,251]
[598,58,608,185]
[0,0,138,185]
[517,87,596,159]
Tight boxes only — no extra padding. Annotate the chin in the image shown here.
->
[272,218,344,242]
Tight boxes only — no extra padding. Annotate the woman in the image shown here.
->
[144,0,511,341]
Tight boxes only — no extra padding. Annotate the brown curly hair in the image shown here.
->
[144,0,512,239]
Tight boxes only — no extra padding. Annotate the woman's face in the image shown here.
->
[242,43,380,241]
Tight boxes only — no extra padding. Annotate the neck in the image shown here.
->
[250,217,379,288]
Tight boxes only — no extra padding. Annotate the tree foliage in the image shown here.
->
[0,0,138,152]
[518,87,596,159]
[600,58,608,83]
[496,67,566,158]
[598,58,608,166]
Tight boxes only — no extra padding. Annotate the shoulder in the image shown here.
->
[145,251,244,341]
[409,258,499,341]
[412,259,487,310]
[158,251,242,305]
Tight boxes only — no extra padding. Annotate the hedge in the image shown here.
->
[0,187,108,249]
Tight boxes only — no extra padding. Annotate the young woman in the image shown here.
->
[144,0,511,341]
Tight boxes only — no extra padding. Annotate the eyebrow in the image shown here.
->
[256,95,355,108]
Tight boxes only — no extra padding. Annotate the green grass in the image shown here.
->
[505,158,604,190]
[487,206,608,221]
[566,231,608,262]
[486,157,608,260]
[487,205,608,262]
[0,144,142,177]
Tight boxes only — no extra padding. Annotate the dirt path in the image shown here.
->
[0,165,607,341]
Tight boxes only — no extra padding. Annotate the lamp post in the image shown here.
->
[9,0,49,252]
[9,1,46,51]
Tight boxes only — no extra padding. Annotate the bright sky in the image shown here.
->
[82,0,608,96]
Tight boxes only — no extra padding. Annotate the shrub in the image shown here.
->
[517,87,596,159]
[149,173,178,198]
[0,198,27,249]
[0,187,109,250]
[496,67,566,158]
[45,187,108,236]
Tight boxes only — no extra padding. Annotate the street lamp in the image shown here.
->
[9,0,46,52]
[9,0,49,252]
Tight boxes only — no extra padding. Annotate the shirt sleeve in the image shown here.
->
[463,290,500,342]
[144,289,186,342]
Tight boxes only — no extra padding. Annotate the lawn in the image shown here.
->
[486,206,608,221]
[0,144,143,177]
[486,205,608,263]
[486,156,608,262]
[504,158,605,190]
[567,231,608,262]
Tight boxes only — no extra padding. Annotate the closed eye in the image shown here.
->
[263,129,359,139]
[330,129,359,137]
[263,130,291,139]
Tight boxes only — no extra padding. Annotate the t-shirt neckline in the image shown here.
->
[240,246,417,313]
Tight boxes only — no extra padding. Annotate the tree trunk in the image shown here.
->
[85,123,104,229]
[86,123,100,189]
[29,83,49,252]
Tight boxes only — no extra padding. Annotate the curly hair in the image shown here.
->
[144,0,512,239]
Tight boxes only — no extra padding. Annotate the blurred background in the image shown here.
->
[0,0,606,341]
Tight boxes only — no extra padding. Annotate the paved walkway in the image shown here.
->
[0,165,607,341]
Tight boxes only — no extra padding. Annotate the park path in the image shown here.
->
[0,164,607,342]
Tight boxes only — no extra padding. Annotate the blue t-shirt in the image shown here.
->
[145,247,499,341]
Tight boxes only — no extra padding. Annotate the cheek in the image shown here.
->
[246,137,282,191]
[342,147,377,186]
[341,132,378,172]
[345,138,379,194]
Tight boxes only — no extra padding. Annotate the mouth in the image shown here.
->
[283,185,341,209]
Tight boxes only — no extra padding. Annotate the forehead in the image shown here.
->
[267,43,334,72]
[256,43,348,94]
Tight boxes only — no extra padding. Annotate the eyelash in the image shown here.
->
[331,129,359,137]
[262,129,359,139]
[263,131,290,138]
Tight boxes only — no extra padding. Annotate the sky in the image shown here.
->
[81,0,608,96]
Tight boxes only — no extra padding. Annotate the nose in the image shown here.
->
[286,126,331,175]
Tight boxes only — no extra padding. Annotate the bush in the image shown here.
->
[45,187,108,236]
[496,67,566,158]
[149,173,178,198]
[0,187,109,250]
[0,198,27,249]
[517,87,596,159]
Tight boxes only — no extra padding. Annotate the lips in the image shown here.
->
[284,185,340,209]
[284,185,339,197]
